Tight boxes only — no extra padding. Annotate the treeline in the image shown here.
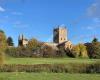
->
[6,35,100,59]
[0,29,100,59]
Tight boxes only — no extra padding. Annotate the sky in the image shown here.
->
[0,0,100,46]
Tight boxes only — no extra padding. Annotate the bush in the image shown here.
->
[40,45,57,58]
[5,45,58,58]
[0,63,100,73]
[5,47,34,58]
[0,52,5,65]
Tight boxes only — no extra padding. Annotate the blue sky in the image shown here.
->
[0,0,100,46]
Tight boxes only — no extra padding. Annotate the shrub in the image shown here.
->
[0,52,5,65]
[0,63,100,73]
[5,47,34,58]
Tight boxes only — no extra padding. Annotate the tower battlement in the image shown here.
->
[53,25,67,44]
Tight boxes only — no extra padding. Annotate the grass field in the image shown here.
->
[0,72,100,80]
[2,58,100,80]
[5,58,100,64]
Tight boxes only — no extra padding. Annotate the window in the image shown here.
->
[61,38,62,40]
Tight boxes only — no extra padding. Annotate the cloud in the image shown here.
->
[87,26,94,30]
[87,0,100,18]
[82,18,100,31]
[87,3,97,17]
[81,0,100,31]
[71,0,100,26]
[85,23,100,31]
[13,21,29,28]
[93,18,100,23]
[0,0,26,3]
[11,12,23,15]
[0,6,5,12]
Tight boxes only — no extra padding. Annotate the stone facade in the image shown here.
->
[53,26,67,44]
[18,34,28,47]
[44,42,58,50]
[18,25,73,50]
[57,41,73,50]
[53,25,72,50]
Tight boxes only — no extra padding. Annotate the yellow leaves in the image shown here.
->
[0,52,5,65]
[27,38,42,50]
[0,32,7,52]
[72,44,88,58]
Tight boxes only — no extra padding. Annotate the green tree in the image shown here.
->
[92,37,98,43]
[0,30,4,33]
[7,37,14,46]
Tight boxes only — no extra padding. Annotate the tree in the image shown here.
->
[0,30,7,52]
[6,47,34,57]
[0,52,5,65]
[71,44,88,58]
[87,42,100,59]
[0,30,7,65]
[27,38,42,50]
[85,38,100,59]
[57,46,67,57]
[7,37,14,46]
[91,42,100,58]
[92,37,98,43]
[0,30,4,33]
[40,44,57,57]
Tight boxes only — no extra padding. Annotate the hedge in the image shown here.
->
[0,63,100,73]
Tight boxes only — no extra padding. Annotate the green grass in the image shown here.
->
[0,72,99,80]
[2,58,100,80]
[5,57,100,65]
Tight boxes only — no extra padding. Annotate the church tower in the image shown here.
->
[18,34,28,47]
[53,25,67,44]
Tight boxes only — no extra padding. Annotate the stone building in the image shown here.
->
[53,25,73,50]
[53,26,67,44]
[18,25,73,50]
[44,42,58,50]
[57,41,73,50]
[18,34,28,47]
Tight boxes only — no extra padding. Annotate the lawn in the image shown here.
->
[5,58,100,65]
[2,58,100,80]
[0,72,99,80]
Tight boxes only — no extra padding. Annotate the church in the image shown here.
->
[18,25,73,50]
[45,25,73,50]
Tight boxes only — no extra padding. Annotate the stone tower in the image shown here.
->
[53,25,67,44]
[18,34,28,47]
